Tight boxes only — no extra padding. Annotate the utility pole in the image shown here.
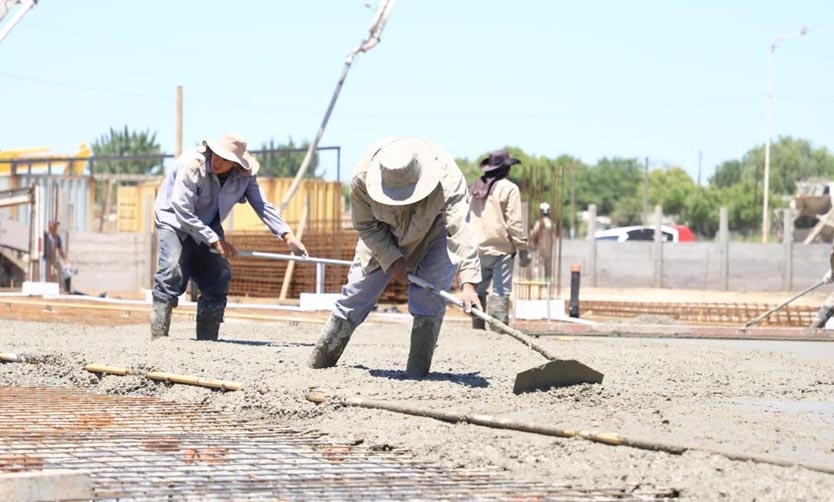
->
[642,157,649,224]
[762,26,809,243]
[697,150,702,186]
[175,86,183,157]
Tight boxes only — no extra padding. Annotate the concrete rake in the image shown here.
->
[408,274,604,393]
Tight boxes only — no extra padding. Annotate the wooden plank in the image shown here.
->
[0,470,92,502]
[279,199,309,301]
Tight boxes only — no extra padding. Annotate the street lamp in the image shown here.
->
[762,26,809,243]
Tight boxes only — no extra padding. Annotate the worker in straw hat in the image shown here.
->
[468,148,530,331]
[152,132,307,341]
[308,136,482,378]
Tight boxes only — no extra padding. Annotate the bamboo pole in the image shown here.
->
[83,363,242,391]
[306,389,834,476]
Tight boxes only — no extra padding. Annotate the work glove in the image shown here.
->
[518,249,531,268]
[823,268,834,284]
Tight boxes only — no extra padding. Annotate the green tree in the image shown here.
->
[649,167,697,217]
[256,137,319,178]
[91,126,163,175]
[576,157,643,217]
[683,186,721,237]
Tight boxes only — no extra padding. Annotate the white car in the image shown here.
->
[594,224,695,242]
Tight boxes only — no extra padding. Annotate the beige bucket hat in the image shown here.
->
[203,132,258,171]
[365,137,442,206]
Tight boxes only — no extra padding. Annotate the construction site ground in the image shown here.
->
[2,286,834,500]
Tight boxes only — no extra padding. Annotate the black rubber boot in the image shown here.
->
[472,295,487,330]
[487,295,510,332]
[406,316,442,379]
[308,314,357,368]
[810,306,834,329]
[150,300,173,340]
[196,316,221,341]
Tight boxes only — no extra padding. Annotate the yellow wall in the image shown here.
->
[116,178,343,233]
[0,144,91,176]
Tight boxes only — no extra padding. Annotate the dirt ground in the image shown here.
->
[2,288,834,500]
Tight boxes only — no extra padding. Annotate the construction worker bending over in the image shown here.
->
[308,137,482,378]
[468,149,530,330]
[151,133,307,341]
[811,248,834,328]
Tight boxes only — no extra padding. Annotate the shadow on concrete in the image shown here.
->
[216,339,314,348]
[354,365,490,388]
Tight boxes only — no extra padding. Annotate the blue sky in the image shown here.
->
[1,1,831,184]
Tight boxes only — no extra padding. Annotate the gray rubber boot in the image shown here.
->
[308,315,357,369]
[810,306,834,329]
[487,295,510,332]
[196,316,221,341]
[150,300,173,340]
[472,295,487,330]
[406,316,442,379]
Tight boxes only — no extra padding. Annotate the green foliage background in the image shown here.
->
[459,137,834,240]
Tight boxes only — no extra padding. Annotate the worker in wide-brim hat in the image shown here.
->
[152,132,308,342]
[308,136,482,378]
[468,148,530,331]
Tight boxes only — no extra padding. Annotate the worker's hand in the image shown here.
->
[823,268,834,284]
[389,258,406,281]
[459,283,481,314]
[518,249,531,268]
[212,239,237,258]
[284,234,308,257]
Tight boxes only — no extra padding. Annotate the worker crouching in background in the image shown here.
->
[308,137,482,378]
[468,149,530,330]
[151,133,307,341]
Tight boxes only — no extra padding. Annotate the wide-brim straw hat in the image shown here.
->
[365,137,442,206]
[203,132,258,171]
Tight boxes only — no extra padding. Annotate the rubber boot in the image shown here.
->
[308,314,357,369]
[487,295,510,332]
[406,316,442,379]
[471,295,487,330]
[810,306,834,329]
[196,316,221,341]
[150,300,173,340]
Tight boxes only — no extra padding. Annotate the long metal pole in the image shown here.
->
[279,0,396,212]
[237,250,351,267]
[0,0,36,45]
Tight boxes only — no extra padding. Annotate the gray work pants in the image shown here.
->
[333,234,455,325]
[475,253,515,298]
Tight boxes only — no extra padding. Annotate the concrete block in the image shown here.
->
[21,281,59,297]
[0,470,92,502]
[515,299,566,320]
[300,293,343,311]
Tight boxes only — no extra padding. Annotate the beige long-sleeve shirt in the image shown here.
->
[350,138,482,285]
[469,178,528,256]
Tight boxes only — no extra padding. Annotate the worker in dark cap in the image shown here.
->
[468,148,530,330]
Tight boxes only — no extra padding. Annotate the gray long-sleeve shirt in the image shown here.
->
[154,146,290,245]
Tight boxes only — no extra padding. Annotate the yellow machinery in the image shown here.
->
[0,144,92,176]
